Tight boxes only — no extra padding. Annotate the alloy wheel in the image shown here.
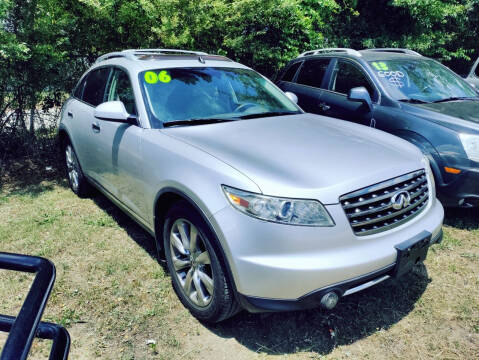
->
[169,218,214,307]
[65,145,80,192]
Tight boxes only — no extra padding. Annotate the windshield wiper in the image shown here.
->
[238,111,301,119]
[398,98,431,104]
[163,118,236,127]
[432,96,479,103]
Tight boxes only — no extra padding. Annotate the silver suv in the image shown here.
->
[59,49,444,322]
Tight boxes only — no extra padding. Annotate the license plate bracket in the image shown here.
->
[392,230,431,278]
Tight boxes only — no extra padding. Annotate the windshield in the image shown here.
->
[368,59,478,102]
[140,67,300,127]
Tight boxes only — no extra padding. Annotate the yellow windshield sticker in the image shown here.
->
[372,61,389,70]
[144,70,172,84]
[144,71,158,84]
[158,70,171,83]
[372,61,389,71]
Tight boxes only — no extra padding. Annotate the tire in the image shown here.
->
[63,140,91,198]
[163,200,239,322]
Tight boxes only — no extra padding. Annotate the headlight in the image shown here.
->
[222,185,334,226]
[459,133,479,162]
[422,155,436,198]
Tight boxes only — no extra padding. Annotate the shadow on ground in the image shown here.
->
[444,206,479,230]
[91,191,159,261]
[0,157,67,196]
[204,265,429,355]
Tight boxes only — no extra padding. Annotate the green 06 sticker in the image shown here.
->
[144,70,172,84]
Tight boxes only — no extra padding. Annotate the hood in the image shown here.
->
[416,101,479,124]
[163,114,424,204]
[408,101,479,132]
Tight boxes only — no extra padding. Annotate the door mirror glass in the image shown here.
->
[94,101,134,123]
[284,91,298,104]
[348,87,373,113]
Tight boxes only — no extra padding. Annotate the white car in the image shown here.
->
[59,49,444,322]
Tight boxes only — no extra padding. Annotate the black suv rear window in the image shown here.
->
[296,59,330,88]
[281,62,301,82]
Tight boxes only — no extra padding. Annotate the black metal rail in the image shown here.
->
[0,252,70,359]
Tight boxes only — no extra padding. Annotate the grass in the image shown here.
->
[0,175,478,359]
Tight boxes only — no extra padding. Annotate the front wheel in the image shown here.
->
[163,201,239,322]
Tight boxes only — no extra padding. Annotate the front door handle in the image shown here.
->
[318,102,331,112]
[67,111,73,118]
[92,121,101,133]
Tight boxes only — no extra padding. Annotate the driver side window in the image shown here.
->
[331,60,377,101]
[106,69,137,115]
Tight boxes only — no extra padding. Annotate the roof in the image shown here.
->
[296,48,427,62]
[91,49,247,73]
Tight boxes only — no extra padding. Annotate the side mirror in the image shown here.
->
[94,101,136,124]
[285,91,298,104]
[347,87,373,113]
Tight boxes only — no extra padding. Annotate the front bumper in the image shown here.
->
[437,165,479,207]
[237,229,442,312]
[210,197,444,303]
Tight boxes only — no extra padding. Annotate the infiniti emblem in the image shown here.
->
[391,191,411,210]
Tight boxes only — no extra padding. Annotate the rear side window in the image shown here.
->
[73,77,86,99]
[82,68,110,106]
[281,62,301,82]
[331,60,375,98]
[296,59,330,88]
[475,63,479,77]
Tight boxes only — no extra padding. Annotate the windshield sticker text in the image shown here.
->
[372,61,389,70]
[144,70,172,84]
[376,70,405,88]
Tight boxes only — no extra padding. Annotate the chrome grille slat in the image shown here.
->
[340,170,425,201]
[340,169,429,236]
[347,183,428,219]
[351,192,428,227]
[342,176,427,209]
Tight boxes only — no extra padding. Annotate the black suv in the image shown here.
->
[276,48,479,207]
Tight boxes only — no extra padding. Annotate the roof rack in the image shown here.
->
[298,48,362,58]
[364,48,422,56]
[95,49,209,63]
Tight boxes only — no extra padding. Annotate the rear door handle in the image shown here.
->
[67,111,73,117]
[318,102,331,112]
[92,121,101,133]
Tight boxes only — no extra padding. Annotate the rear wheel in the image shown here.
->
[163,201,239,322]
[64,141,90,197]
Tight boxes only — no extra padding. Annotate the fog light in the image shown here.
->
[320,292,339,310]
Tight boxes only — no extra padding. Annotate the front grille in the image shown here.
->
[340,169,429,236]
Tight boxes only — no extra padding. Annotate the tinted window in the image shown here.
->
[73,77,86,99]
[332,61,375,98]
[281,62,301,82]
[106,69,137,115]
[475,62,479,77]
[297,59,330,88]
[82,68,110,106]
